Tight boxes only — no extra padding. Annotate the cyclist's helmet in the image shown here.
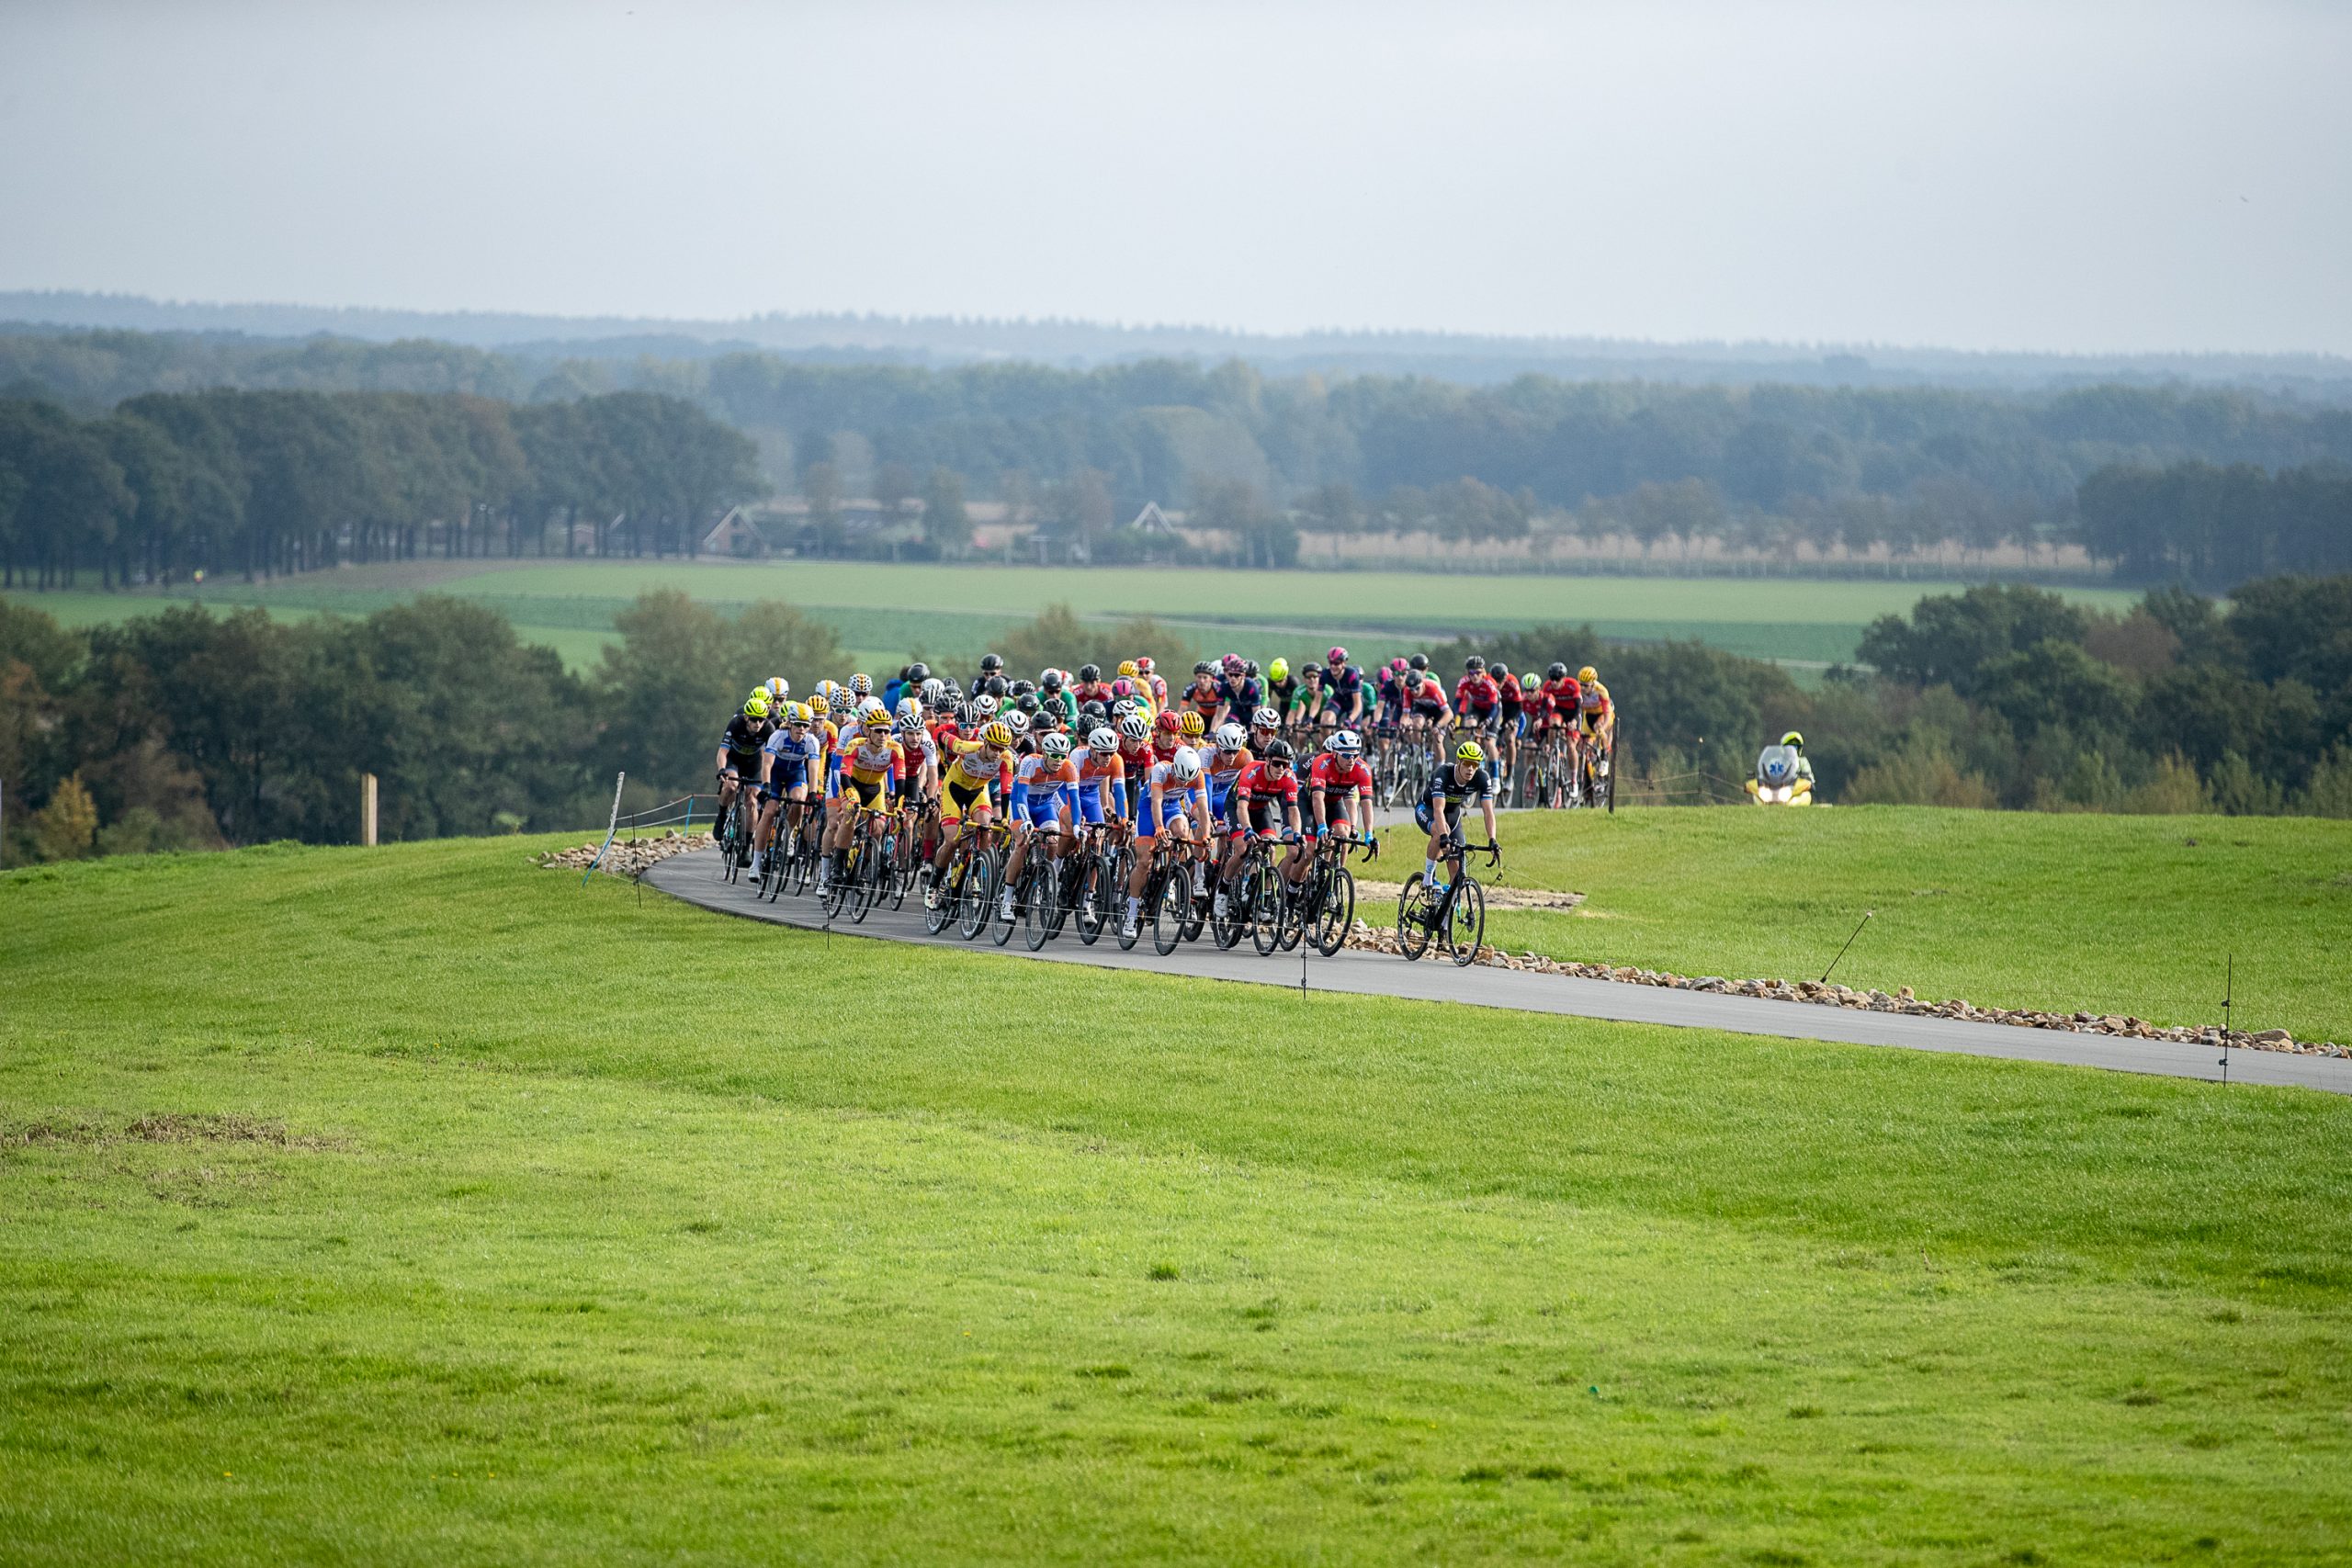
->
[907,661,930,684]
[1492,662,1510,680]
[1221,654,1244,678]
[850,673,873,696]
[895,709,923,734]
[1578,666,1599,683]
[1244,660,1260,678]
[1179,712,1206,739]
[1390,656,1408,672]
[1135,656,1156,675]
[1078,663,1102,683]
[1111,698,1136,721]
[1464,656,1486,673]
[1111,678,1136,699]
[1456,739,1486,763]
[1268,657,1289,681]
[1782,730,1805,750]
[1214,722,1246,751]
[1010,679,1035,699]
[896,696,922,724]
[1264,738,1295,763]
[981,721,1013,749]
[1193,660,1214,676]
[1014,693,1041,716]
[765,677,790,704]
[921,677,946,705]
[807,694,830,717]
[1251,705,1280,729]
[1408,653,1429,671]
[1119,714,1150,741]
[1080,700,1107,722]
[1003,709,1032,736]
[1547,661,1569,680]
[1117,660,1139,678]
[1155,710,1183,736]
[1040,731,1072,761]
[1041,669,1063,690]
[1329,729,1362,757]
[1088,726,1118,753]
[971,693,1000,718]
[1170,748,1203,783]
[743,693,770,719]
[979,653,1004,674]
[863,709,890,732]
[983,675,1009,699]
[787,703,811,726]
[1521,673,1541,691]
[1328,646,1348,664]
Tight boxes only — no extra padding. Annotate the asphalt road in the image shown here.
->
[641,852,2352,1097]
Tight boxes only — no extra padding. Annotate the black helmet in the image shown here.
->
[1547,661,1568,680]
[1408,653,1429,671]
[1041,669,1063,690]
[1243,660,1260,678]
[983,675,1009,699]
[1492,662,1510,677]
[1015,693,1042,716]
[979,652,1003,673]
[1464,656,1485,673]
[1080,700,1107,721]
[1193,660,1214,676]
[1264,738,1295,762]
[907,661,930,683]
[1078,662,1101,683]
[1010,679,1035,698]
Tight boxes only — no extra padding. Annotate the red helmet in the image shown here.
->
[1155,709,1183,735]
[1327,646,1349,663]
[1135,656,1155,674]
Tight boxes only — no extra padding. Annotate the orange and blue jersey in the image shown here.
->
[1073,742,1127,823]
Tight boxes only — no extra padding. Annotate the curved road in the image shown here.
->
[642,851,2352,1097]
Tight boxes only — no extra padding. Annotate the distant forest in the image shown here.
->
[5,323,2350,586]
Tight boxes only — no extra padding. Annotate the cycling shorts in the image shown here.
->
[1238,797,1284,838]
[1304,791,1357,834]
[1017,789,1065,830]
[723,753,761,783]
[943,775,991,821]
[1135,790,1197,838]
[767,754,810,792]
[1465,704,1501,733]
[1074,782,1109,826]
[1410,698,1447,722]
[845,775,888,810]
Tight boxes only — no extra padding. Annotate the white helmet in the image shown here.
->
[849,673,873,696]
[1004,709,1032,735]
[1088,726,1118,752]
[1040,731,1071,760]
[896,696,922,723]
[895,709,923,733]
[971,694,1000,718]
[1118,713,1149,741]
[1329,729,1362,757]
[1252,705,1280,729]
[1214,722,1246,750]
[920,677,945,705]
[1170,747,1203,783]
[765,676,791,702]
[859,695,888,717]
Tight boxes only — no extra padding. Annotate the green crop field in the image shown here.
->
[1370,807,2352,1044]
[6,837,2351,1562]
[11,560,2139,675]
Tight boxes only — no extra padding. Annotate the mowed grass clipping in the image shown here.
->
[5,839,2351,1563]
[1369,807,2352,1043]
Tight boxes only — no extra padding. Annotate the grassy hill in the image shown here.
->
[6,838,2350,1562]
[1371,807,2352,1044]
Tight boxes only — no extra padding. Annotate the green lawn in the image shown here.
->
[5,837,2351,1562]
[1372,807,2352,1044]
[10,561,2138,673]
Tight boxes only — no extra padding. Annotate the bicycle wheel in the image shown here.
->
[718,805,742,884]
[1153,863,1192,956]
[990,855,1023,947]
[1248,855,1286,957]
[922,857,954,935]
[1075,849,1113,946]
[1116,862,1148,951]
[1446,875,1487,966]
[1396,873,1435,961]
[1312,866,1355,957]
[849,842,879,925]
[1210,847,1253,950]
[816,850,847,917]
[956,852,994,941]
[1023,860,1057,951]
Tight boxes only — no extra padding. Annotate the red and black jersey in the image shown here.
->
[1454,672,1501,710]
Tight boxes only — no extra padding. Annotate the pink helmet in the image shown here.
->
[1112,677,1135,698]
[1390,657,1408,671]
[1328,646,1349,663]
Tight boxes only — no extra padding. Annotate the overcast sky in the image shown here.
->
[3,1,2346,354]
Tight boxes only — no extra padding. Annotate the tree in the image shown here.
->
[31,772,98,861]
[920,467,971,553]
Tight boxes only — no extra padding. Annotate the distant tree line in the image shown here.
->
[2078,460,2352,587]
[0,389,765,588]
[8,326,2352,578]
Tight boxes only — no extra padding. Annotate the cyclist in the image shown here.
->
[1405,661,1450,749]
[1183,661,1225,728]
[1038,669,1079,728]
[1326,659,1366,732]
[1538,662,1583,782]
[1222,736,1307,897]
[1124,745,1209,942]
[1286,663,1324,736]
[1418,739,1500,899]
[1073,723,1128,830]
[819,708,903,894]
[754,702,822,875]
[1000,730,1078,922]
[1305,729,1376,853]
[1577,665,1615,761]
[1201,722,1254,906]
[1453,656,1504,770]
[1071,662,1115,710]
[1374,657,1409,732]
[1494,662,1524,781]
[1263,657,1298,727]
[1134,655,1169,712]
[714,692,775,851]
[974,652,1005,694]
[1246,704,1282,760]
[1229,659,1264,725]
[926,719,1016,908]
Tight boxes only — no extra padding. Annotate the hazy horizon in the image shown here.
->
[5,1,2348,356]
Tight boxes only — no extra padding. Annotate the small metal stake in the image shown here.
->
[2220,953,2233,1087]
[1821,909,1874,986]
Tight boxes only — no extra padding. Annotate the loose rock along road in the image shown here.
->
[639,850,2352,1097]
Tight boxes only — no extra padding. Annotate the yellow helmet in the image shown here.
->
[1781,730,1804,750]
[743,694,771,719]
[1117,660,1138,678]
[787,703,811,725]
[863,708,891,731]
[1179,711,1205,738]
[1455,739,1486,763]
[807,694,830,717]
[982,720,1014,749]
[1577,667,1598,684]
[1268,657,1288,681]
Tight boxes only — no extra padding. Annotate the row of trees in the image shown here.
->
[0,389,766,588]
[7,573,2350,867]
[8,326,2351,576]
[2078,460,2352,587]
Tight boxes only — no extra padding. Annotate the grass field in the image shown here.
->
[6,837,2352,1562]
[1369,807,2352,1044]
[10,561,2139,675]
